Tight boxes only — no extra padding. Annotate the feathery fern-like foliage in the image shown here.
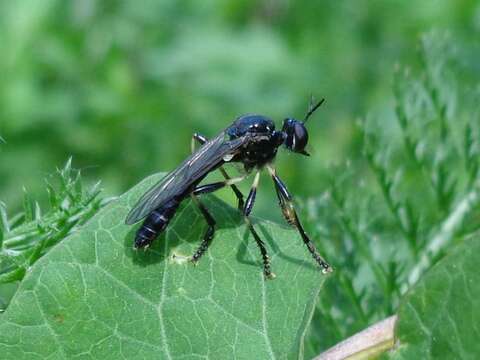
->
[0,159,108,311]
[303,32,480,355]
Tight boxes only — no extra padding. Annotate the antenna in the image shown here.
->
[303,97,325,123]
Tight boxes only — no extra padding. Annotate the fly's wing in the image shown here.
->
[125,131,247,224]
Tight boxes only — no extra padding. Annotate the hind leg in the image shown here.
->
[190,194,216,263]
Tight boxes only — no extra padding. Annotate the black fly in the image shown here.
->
[126,98,332,278]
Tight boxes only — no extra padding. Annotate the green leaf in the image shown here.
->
[22,188,34,223]
[0,202,9,235]
[0,174,329,359]
[387,235,480,359]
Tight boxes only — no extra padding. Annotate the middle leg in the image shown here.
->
[193,175,246,196]
[243,172,275,279]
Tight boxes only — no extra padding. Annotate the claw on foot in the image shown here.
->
[265,272,277,280]
[321,265,333,274]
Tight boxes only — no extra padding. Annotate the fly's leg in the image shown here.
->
[192,133,244,209]
[190,132,209,153]
[267,166,332,273]
[188,175,246,264]
[193,175,246,196]
[193,173,275,278]
[190,194,216,264]
[243,172,275,279]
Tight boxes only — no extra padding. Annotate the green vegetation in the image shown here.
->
[303,32,480,357]
[0,159,107,311]
[1,1,480,358]
[388,235,480,358]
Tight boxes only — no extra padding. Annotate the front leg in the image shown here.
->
[267,166,332,273]
[192,133,244,209]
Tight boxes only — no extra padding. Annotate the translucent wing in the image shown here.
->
[125,131,247,224]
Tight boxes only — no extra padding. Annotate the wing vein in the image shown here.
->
[125,131,247,224]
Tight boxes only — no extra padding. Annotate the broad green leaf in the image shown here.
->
[0,174,329,359]
[387,235,480,359]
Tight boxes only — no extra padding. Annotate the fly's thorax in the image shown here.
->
[227,114,275,138]
[238,132,284,170]
[226,114,284,170]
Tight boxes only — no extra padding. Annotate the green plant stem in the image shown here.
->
[314,315,397,360]
[407,186,479,287]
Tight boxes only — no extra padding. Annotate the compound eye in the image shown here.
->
[292,122,308,151]
[282,119,295,147]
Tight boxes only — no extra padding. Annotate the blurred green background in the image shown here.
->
[0,0,477,216]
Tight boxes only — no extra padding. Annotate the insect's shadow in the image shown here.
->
[236,220,317,272]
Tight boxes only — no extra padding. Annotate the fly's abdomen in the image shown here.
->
[134,199,180,249]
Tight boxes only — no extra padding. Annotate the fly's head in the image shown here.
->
[282,118,309,156]
[281,98,325,157]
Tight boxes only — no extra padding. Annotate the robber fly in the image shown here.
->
[126,98,332,278]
